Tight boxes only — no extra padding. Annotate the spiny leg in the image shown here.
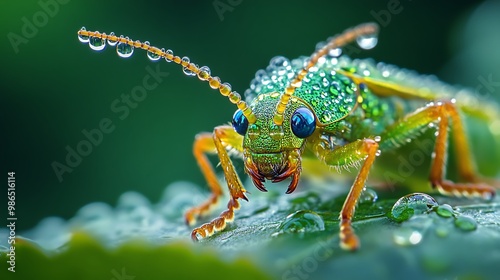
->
[185,133,223,226]
[314,138,379,250]
[189,125,248,241]
[379,101,495,199]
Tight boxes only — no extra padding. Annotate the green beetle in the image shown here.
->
[78,23,499,250]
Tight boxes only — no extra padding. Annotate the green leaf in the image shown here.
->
[1,181,499,280]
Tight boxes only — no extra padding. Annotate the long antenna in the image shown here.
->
[77,27,257,124]
[272,22,379,126]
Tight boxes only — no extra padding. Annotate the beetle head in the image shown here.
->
[232,93,317,193]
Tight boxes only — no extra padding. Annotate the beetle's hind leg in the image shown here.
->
[186,125,248,240]
[379,101,496,199]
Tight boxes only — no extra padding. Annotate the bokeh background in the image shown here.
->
[1,0,499,231]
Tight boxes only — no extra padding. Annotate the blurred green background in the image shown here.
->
[1,0,499,231]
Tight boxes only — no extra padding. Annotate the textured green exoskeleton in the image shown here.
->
[77,23,499,250]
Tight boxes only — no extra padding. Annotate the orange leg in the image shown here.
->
[185,125,248,241]
[380,101,495,199]
[428,102,495,199]
[184,133,223,226]
[313,137,380,250]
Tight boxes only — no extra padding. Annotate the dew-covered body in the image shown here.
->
[246,54,499,156]
[245,55,413,151]
[78,23,499,251]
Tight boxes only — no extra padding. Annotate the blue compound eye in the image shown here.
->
[232,110,248,136]
[291,107,316,138]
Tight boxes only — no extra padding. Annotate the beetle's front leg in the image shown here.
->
[313,137,379,250]
[187,125,248,241]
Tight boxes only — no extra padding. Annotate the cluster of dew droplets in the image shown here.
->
[79,27,157,61]
[78,27,219,85]
[247,56,294,98]
[79,27,132,58]
[388,193,483,247]
[352,54,473,106]
[244,52,353,103]
[316,37,343,58]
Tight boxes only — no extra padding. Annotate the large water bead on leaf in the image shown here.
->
[389,193,438,222]
[275,210,325,236]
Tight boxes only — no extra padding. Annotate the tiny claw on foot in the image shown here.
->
[191,229,202,242]
[433,180,496,200]
[189,204,236,243]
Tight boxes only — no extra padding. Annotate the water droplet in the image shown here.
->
[291,80,302,88]
[228,91,241,104]
[436,204,454,218]
[254,69,267,81]
[315,41,326,51]
[393,227,423,246]
[317,57,327,66]
[275,210,325,236]
[219,82,232,96]
[148,51,161,61]
[209,76,221,89]
[164,49,173,62]
[359,187,378,204]
[145,42,160,61]
[116,40,134,58]
[389,193,438,222]
[328,47,342,57]
[197,66,211,81]
[107,32,117,46]
[261,75,271,85]
[277,67,287,76]
[454,215,477,231]
[181,56,195,76]
[78,27,89,43]
[356,34,378,50]
[89,35,105,51]
[269,56,289,68]
[291,58,304,69]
